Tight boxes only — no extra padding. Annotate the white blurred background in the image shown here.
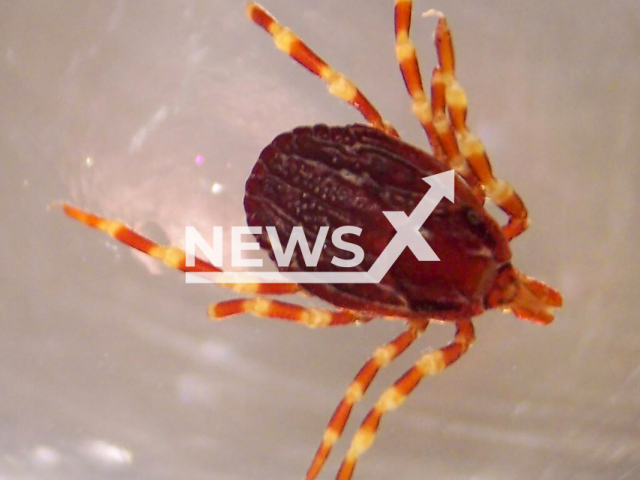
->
[1,1,639,479]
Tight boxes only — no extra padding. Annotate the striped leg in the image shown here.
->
[209,298,370,328]
[247,2,398,137]
[62,203,301,295]
[335,319,475,480]
[394,1,483,199]
[393,0,443,159]
[431,13,529,240]
[305,322,428,480]
[431,65,483,198]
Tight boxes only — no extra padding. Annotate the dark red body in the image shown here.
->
[244,124,512,320]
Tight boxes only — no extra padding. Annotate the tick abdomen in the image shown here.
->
[245,124,511,319]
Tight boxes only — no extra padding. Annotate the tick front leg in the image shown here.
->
[394,0,443,158]
[431,14,529,240]
[209,297,371,328]
[61,203,301,295]
[247,2,397,137]
[430,64,483,198]
[394,1,484,199]
[335,319,475,480]
[305,321,428,480]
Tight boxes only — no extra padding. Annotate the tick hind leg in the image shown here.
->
[429,13,529,240]
[247,3,398,137]
[61,203,300,295]
[304,322,428,480]
[335,319,475,480]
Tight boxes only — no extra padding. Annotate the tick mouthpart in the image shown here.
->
[486,265,563,325]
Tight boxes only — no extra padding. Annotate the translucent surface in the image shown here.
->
[2,1,639,479]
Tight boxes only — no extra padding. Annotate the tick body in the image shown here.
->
[62,2,563,480]
[246,124,510,321]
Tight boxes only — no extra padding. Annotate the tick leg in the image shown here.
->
[430,65,483,198]
[394,1,483,199]
[61,203,300,295]
[432,14,529,240]
[247,3,398,137]
[394,0,443,158]
[305,322,428,480]
[208,298,370,328]
[334,319,475,480]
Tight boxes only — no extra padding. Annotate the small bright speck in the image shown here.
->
[83,439,133,466]
[86,157,94,168]
[195,154,204,165]
[211,182,224,194]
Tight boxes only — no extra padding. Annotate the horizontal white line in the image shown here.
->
[185,271,382,284]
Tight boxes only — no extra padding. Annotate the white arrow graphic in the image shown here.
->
[365,169,455,283]
[186,170,455,284]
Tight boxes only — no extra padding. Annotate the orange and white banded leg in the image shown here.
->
[430,65,483,199]
[305,321,428,480]
[209,297,371,328]
[247,2,397,137]
[334,319,476,480]
[61,203,301,295]
[432,13,528,240]
[394,0,443,159]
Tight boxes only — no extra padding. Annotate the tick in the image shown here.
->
[62,2,563,480]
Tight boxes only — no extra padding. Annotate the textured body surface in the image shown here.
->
[245,124,511,320]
